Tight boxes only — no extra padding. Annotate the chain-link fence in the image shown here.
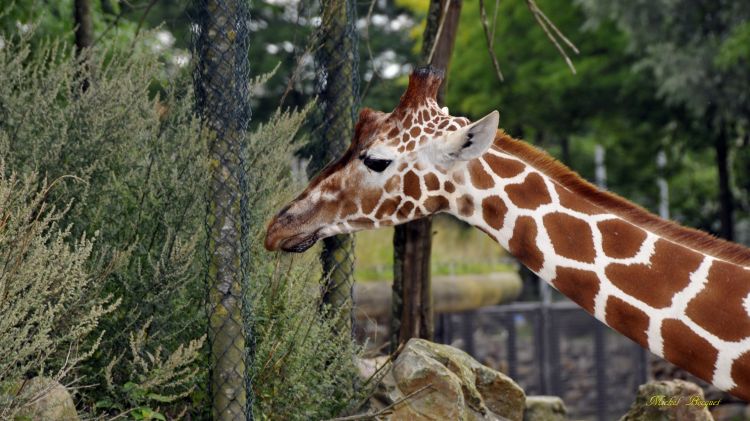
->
[309,0,360,332]
[192,0,253,419]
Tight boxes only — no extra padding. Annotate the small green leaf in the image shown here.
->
[147,392,174,403]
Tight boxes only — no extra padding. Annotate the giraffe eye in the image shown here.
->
[362,156,392,172]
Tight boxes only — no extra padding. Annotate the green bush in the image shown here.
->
[0,167,119,420]
[0,27,364,419]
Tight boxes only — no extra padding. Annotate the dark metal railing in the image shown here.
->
[436,297,648,421]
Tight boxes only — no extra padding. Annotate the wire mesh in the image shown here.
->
[192,0,254,419]
[309,0,360,331]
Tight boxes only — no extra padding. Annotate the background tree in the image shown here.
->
[310,0,360,331]
[391,0,462,351]
[578,0,750,241]
[193,0,253,418]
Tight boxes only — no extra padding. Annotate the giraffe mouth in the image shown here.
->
[280,230,321,253]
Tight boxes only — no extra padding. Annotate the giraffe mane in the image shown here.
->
[494,131,750,267]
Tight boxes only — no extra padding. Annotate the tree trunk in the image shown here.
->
[314,0,358,332]
[391,0,462,353]
[193,0,253,419]
[73,0,93,91]
[560,136,571,166]
[74,0,93,52]
[716,124,734,241]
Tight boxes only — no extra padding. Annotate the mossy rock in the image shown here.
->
[389,338,526,421]
[7,377,79,421]
[620,380,714,421]
[524,396,567,421]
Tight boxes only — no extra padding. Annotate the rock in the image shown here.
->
[15,377,80,421]
[524,396,567,421]
[709,402,750,420]
[620,380,714,421]
[386,338,526,421]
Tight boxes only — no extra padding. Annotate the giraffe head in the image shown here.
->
[265,67,499,252]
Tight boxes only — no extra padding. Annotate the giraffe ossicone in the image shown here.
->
[265,66,750,401]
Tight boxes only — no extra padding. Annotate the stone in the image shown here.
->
[524,396,567,421]
[709,403,750,420]
[385,338,526,421]
[14,377,80,421]
[620,380,714,421]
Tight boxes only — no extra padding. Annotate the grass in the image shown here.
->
[354,214,514,281]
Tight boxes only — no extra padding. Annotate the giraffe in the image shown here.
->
[265,66,750,400]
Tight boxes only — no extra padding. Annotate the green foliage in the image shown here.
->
[576,0,750,239]
[0,168,119,420]
[242,94,367,420]
[716,21,750,69]
[0,19,366,419]
[249,259,365,420]
[0,28,208,417]
[577,0,750,119]
[403,0,749,241]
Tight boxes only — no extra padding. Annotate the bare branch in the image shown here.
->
[132,0,159,43]
[324,384,434,421]
[480,0,504,82]
[360,0,381,101]
[490,0,500,40]
[525,0,579,74]
[427,0,452,64]
[534,2,579,54]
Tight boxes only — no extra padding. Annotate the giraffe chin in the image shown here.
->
[280,231,320,253]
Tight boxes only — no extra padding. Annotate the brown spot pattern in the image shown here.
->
[484,154,525,178]
[599,219,647,259]
[425,173,440,191]
[730,352,750,401]
[457,195,474,217]
[444,181,455,193]
[605,296,649,348]
[350,217,375,228]
[555,184,601,215]
[338,199,357,218]
[662,319,718,383]
[375,198,399,219]
[397,201,414,218]
[385,175,401,193]
[543,212,596,263]
[605,239,703,309]
[482,196,507,230]
[552,267,599,314]
[424,196,449,213]
[686,261,750,342]
[509,216,544,273]
[506,173,552,210]
[468,160,495,190]
[361,190,381,214]
[403,170,421,200]
[409,126,421,138]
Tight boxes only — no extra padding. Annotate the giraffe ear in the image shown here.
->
[431,111,499,165]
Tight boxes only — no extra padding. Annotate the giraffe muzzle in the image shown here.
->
[279,231,320,253]
[264,219,321,253]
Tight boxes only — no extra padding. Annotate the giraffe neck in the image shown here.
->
[445,132,750,400]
